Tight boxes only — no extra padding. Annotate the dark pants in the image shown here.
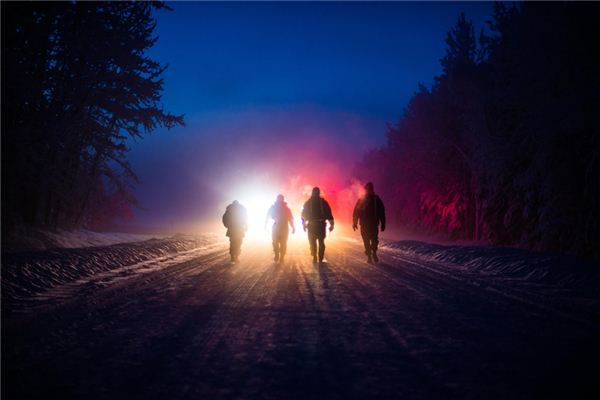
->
[229,234,243,258]
[272,226,289,258]
[307,221,326,261]
[360,225,379,256]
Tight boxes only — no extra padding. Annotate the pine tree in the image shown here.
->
[1,1,184,230]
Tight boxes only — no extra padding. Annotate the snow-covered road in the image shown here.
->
[2,237,599,399]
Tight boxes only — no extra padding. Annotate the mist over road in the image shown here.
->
[2,237,598,399]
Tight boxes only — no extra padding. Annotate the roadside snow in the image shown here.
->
[383,240,599,293]
[1,234,219,314]
[2,227,166,253]
[35,229,163,249]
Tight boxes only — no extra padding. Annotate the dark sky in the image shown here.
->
[127,1,492,230]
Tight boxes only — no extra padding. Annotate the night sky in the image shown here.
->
[127,1,492,231]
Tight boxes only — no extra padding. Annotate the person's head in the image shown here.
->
[232,200,239,205]
[276,194,285,203]
[365,182,374,195]
[311,187,320,198]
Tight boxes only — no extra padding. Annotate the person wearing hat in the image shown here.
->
[301,187,334,263]
[353,182,386,263]
[265,194,295,263]
[222,200,248,263]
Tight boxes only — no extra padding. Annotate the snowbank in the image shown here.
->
[1,234,215,314]
[2,227,166,253]
[383,240,600,293]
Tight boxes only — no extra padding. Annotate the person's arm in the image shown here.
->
[378,197,386,231]
[352,199,360,231]
[324,200,334,232]
[301,203,308,231]
[222,208,229,228]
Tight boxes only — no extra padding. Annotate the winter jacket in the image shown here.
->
[301,196,334,224]
[353,194,385,230]
[223,202,248,237]
[267,202,294,232]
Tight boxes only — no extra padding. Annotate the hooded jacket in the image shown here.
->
[353,193,385,229]
[223,202,248,237]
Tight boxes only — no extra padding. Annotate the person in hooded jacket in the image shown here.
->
[301,187,334,263]
[222,200,248,263]
[353,182,386,263]
[265,194,295,263]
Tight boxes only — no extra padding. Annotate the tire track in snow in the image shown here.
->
[3,236,599,400]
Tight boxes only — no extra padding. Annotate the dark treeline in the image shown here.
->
[1,1,183,231]
[356,3,600,260]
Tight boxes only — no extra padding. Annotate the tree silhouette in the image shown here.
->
[356,3,600,260]
[1,1,184,230]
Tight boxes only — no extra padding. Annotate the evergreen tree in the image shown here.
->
[356,3,600,260]
[1,1,184,230]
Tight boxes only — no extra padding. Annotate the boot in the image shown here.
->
[312,254,317,263]
[367,254,373,264]
[372,251,379,263]
[318,247,325,263]
[274,253,279,262]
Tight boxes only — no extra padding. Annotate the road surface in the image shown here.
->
[2,237,598,399]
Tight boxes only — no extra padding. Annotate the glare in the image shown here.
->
[227,183,340,245]
[230,186,277,240]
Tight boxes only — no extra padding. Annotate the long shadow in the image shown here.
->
[317,261,330,289]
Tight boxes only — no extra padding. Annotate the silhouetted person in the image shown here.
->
[301,187,334,263]
[353,182,386,263]
[265,194,295,263]
[222,200,248,263]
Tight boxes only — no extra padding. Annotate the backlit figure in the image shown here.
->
[352,182,386,263]
[301,187,334,264]
[222,200,248,263]
[265,194,295,263]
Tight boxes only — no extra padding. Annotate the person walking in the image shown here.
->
[222,200,248,263]
[265,194,295,263]
[301,187,334,263]
[353,182,386,263]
